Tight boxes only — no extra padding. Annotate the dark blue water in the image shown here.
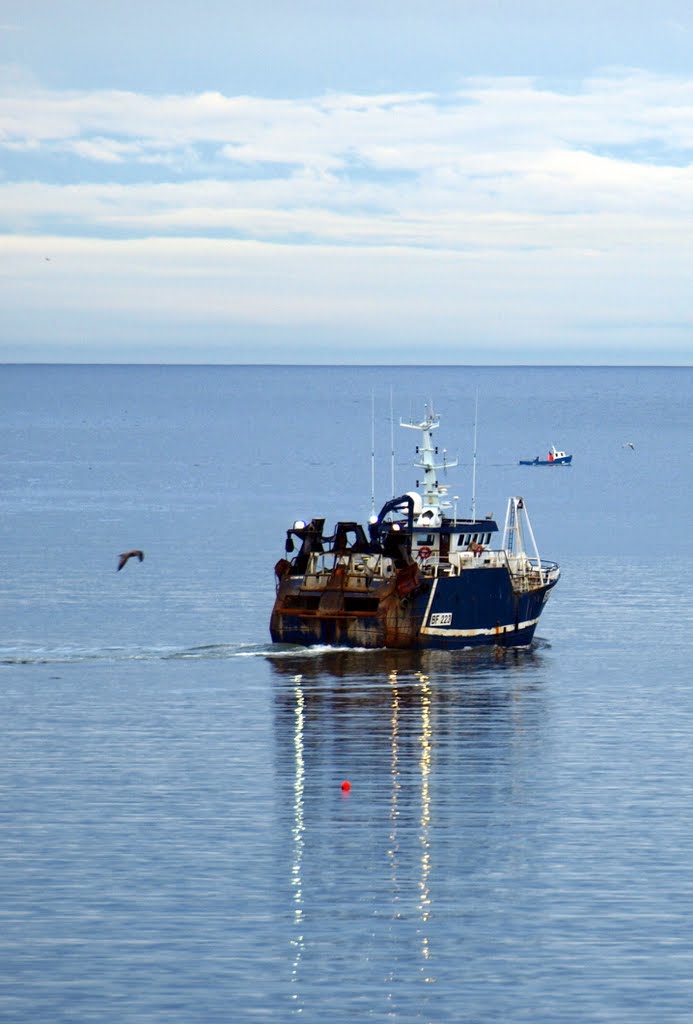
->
[1,365,692,1022]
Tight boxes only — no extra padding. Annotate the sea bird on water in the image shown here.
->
[118,550,144,570]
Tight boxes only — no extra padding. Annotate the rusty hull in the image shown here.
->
[270,562,428,649]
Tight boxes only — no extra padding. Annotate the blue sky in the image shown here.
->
[2,1,693,363]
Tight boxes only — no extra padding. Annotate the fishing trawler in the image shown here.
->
[270,407,560,650]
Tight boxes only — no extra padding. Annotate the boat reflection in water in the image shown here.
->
[268,647,547,1007]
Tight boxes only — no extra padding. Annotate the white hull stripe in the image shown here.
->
[421,578,439,624]
[421,616,540,639]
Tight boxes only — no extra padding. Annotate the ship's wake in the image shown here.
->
[0,641,275,666]
[1,637,549,667]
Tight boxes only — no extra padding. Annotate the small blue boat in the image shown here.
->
[519,445,572,466]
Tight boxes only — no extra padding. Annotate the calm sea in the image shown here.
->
[1,364,692,1023]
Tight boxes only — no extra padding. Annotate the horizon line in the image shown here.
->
[1,361,691,370]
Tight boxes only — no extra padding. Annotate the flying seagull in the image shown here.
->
[118,549,144,571]
[623,442,635,450]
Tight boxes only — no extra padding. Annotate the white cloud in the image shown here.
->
[1,72,692,362]
[3,230,691,357]
[2,73,693,161]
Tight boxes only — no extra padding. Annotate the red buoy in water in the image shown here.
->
[341,780,351,792]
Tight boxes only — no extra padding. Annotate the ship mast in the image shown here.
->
[400,407,458,514]
[471,390,478,521]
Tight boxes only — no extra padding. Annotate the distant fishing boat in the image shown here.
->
[270,405,560,650]
[519,445,572,466]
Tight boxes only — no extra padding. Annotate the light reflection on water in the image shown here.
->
[290,678,306,1011]
[416,671,433,982]
[269,648,552,1020]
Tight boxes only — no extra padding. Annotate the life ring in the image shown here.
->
[418,546,432,561]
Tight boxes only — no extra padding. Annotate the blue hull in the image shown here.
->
[411,568,553,648]
[519,456,572,465]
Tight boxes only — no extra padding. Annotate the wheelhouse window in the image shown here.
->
[456,531,493,548]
